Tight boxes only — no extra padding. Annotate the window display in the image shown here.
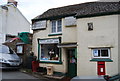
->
[40,44,59,61]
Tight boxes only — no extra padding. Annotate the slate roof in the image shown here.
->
[32,2,120,21]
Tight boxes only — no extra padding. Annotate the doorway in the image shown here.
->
[67,48,77,78]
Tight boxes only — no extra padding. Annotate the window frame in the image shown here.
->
[92,48,111,58]
[51,19,62,34]
[38,38,62,64]
[16,45,24,54]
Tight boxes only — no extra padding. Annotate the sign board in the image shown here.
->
[39,38,59,44]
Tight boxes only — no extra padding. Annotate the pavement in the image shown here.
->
[0,69,72,81]
[20,69,71,81]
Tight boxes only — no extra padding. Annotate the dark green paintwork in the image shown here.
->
[90,58,113,62]
[67,48,77,78]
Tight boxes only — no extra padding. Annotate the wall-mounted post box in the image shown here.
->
[97,61,105,75]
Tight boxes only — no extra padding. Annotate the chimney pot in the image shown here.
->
[8,0,18,7]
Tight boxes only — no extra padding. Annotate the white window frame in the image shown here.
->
[51,19,62,34]
[92,48,111,58]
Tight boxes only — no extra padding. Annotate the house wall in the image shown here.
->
[0,7,3,43]
[62,19,77,43]
[0,7,7,43]
[32,18,77,73]
[5,4,30,35]
[118,15,120,74]
[0,4,30,43]
[77,15,119,76]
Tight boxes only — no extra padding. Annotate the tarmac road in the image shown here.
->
[1,70,56,81]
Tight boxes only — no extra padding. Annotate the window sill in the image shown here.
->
[90,58,113,62]
[39,61,62,64]
[48,33,62,36]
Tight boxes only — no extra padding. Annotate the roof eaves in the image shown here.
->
[32,13,76,21]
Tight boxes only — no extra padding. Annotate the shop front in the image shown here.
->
[38,37,62,64]
[37,38,77,77]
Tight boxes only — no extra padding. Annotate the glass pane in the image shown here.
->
[17,46,23,53]
[0,45,14,54]
[57,20,62,32]
[101,50,108,57]
[40,44,59,61]
[52,21,56,33]
[93,49,100,57]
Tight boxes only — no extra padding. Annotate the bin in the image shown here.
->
[32,61,39,72]
[46,66,53,75]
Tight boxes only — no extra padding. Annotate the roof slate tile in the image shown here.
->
[32,2,120,21]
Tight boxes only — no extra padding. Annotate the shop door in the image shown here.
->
[67,48,77,78]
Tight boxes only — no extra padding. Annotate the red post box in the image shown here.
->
[32,61,39,72]
[97,61,105,75]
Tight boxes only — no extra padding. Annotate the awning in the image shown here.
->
[18,32,30,44]
[57,43,77,48]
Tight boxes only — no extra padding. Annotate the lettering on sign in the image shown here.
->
[39,38,59,44]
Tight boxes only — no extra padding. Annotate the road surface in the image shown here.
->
[1,70,56,81]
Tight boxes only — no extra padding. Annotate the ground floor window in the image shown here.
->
[40,44,59,61]
[92,48,110,58]
[38,38,61,62]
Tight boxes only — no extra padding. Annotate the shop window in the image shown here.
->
[51,19,62,33]
[92,48,110,58]
[38,38,61,63]
[40,44,59,61]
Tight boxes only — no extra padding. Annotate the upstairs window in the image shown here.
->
[32,20,47,30]
[92,48,110,58]
[51,19,62,33]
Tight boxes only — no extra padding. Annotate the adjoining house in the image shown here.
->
[0,0,31,68]
[32,2,120,78]
[0,0,30,43]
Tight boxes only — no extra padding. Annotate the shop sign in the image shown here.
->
[39,38,59,44]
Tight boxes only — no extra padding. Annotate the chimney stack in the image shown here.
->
[8,0,18,7]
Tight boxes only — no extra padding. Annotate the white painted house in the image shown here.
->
[0,0,30,43]
[32,2,120,78]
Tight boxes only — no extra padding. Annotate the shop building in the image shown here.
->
[32,2,120,77]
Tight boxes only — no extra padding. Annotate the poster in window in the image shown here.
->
[93,49,98,57]
[17,46,23,54]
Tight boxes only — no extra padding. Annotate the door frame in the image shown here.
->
[66,48,77,78]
